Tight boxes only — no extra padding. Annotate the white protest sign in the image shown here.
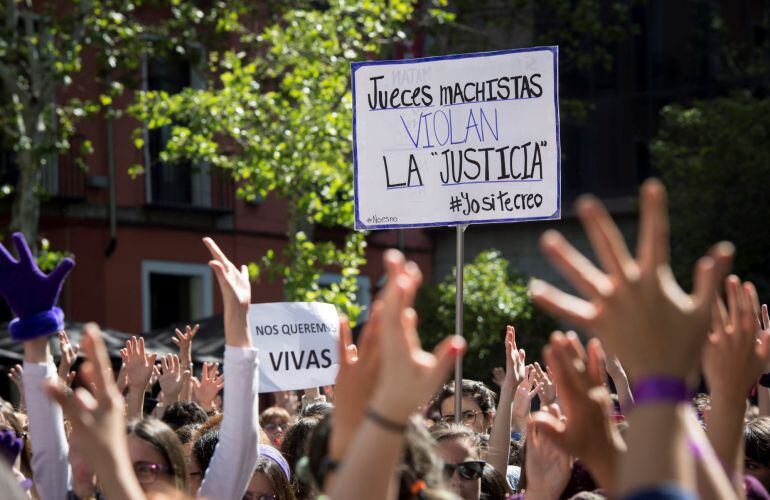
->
[352,46,561,230]
[248,302,340,393]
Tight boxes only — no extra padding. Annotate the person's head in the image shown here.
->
[162,401,208,431]
[260,407,292,447]
[480,464,508,499]
[431,424,484,500]
[395,416,453,499]
[176,424,202,446]
[434,380,495,434]
[245,446,296,500]
[279,416,319,498]
[299,402,334,419]
[126,418,187,494]
[189,428,219,495]
[745,417,770,489]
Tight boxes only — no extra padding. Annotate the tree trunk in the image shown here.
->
[9,150,41,248]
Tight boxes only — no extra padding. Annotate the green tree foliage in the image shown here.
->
[131,1,453,321]
[0,0,248,245]
[416,250,555,384]
[651,94,770,296]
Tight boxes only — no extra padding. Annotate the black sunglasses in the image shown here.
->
[443,460,485,480]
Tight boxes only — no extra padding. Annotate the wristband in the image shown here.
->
[8,307,64,341]
[631,376,691,406]
[365,407,408,433]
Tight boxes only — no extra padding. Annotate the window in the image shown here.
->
[141,261,213,332]
[318,273,372,323]
[141,48,211,208]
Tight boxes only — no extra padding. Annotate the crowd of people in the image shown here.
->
[0,178,767,499]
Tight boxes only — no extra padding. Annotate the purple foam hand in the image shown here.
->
[0,429,23,466]
[0,233,75,341]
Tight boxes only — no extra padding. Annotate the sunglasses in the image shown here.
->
[443,460,485,480]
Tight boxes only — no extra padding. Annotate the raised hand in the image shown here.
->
[172,324,198,368]
[533,362,556,406]
[123,336,157,392]
[330,312,380,461]
[704,276,770,399]
[530,331,625,491]
[192,362,224,411]
[44,323,144,500]
[116,348,129,394]
[703,276,770,486]
[57,330,79,382]
[0,233,75,340]
[203,238,250,309]
[530,179,733,380]
[328,250,465,500]
[8,364,24,409]
[491,367,505,387]
[511,365,542,432]
[502,325,526,388]
[368,250,464,422]
[488,326,533,475]
[203,237,252,349]
[523,405,573,500]
[155,354,191,404]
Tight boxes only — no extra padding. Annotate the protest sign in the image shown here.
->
[352,46,560,230]
[248,302,340,393]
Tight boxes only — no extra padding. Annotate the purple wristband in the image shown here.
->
[8,307,64,341]
[632,376,691,406]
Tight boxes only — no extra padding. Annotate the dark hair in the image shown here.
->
[191,428,219,477]
[255,456,297,500]
[307,415,453,500]
[509,438,524,467]
[280,417,319,498]
[481,464,509,499]
[433,379,496,418]
[746,417,770,465]
[126,417,187,491]
[162,401,208,430]
[300,402,334,419]
[305,415,332,491]
[175,423,201,445]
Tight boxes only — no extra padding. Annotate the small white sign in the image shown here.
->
[352,46,561,230]
[249,302,340,393]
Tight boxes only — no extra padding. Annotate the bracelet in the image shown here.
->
[631,376,691,406]
[365,407,408,433]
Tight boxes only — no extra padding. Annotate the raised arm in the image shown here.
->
[0,233,75,500]
[487,325,527,479]
[530,179,734,496]
[703,278,770,491]
[196,237,259,500]
[329,249,464,500]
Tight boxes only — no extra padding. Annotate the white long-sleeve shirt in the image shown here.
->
[22,360,71,500]
[197,345,260,500]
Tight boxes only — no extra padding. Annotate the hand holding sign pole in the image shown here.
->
[352,46,561,417]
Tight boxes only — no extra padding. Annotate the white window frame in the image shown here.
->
[318,273,372,322]
[141,260,213,332]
